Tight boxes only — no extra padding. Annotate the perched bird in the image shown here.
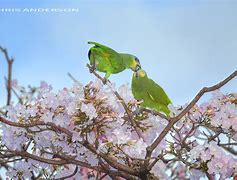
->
[88,42,141,81]
[132,69,172,116]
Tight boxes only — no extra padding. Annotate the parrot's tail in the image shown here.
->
[88,48,92,59]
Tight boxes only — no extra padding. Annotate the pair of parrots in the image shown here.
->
[88,42,171,116]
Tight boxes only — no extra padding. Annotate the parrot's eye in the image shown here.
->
[134,56,140,64]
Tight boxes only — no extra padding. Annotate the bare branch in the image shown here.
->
[0,46,14,106]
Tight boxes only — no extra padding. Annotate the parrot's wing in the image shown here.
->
[132,84,142,100]
[88,42,117,54]
[88,41,124,70]
[147,78,172,106]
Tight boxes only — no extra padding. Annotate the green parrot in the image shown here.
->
[132,69,172,116]
[88,42,141,80]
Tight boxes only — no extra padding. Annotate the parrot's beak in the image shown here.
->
[135,64,141,72]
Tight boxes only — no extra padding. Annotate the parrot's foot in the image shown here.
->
[89,65,96,73]
[102,77,108,84]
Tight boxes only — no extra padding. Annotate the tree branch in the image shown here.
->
[144,70,237,168]
[0,115,138,177]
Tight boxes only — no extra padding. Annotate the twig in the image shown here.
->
[0,116,72,137]
[6,77,23,104]
[144,70,237,168]
[8,150,106,172]
[54,166,78,180]
[139,108,168,121]
[207,131,222,143]
[0,46,14,106]
[219,145,237,156]
[220,143,237,146]
[11,150,68,166]
[67,72,80,83]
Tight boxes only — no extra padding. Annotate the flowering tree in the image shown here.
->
[0,46,237,180]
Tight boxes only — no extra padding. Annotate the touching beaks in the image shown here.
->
[135,71,138,78]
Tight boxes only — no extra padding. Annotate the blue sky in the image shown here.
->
[0,0,236,107]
